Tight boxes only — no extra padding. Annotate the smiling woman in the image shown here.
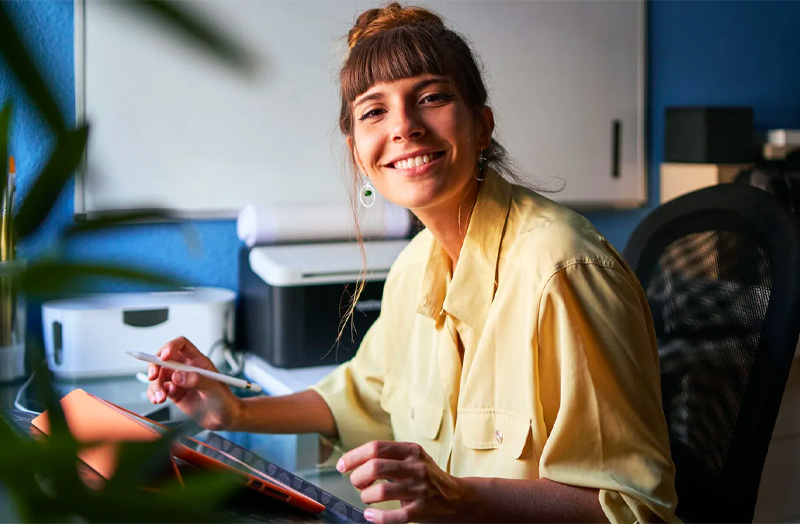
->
[146,3,678,523]
[349,75,486,217]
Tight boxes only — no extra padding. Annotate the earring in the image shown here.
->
[475,150,486,182]
[359,176,376,208]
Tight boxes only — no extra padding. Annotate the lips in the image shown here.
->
[387,151,445,170]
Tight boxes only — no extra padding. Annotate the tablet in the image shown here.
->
[31,389,325,514]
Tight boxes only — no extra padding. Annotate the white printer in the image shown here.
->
[237,240,408,368]
[42,287,235,379]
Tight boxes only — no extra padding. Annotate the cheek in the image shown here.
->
[439,110,474,153]
[353,129,383,167]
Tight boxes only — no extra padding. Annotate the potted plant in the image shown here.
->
[0,2,252,520]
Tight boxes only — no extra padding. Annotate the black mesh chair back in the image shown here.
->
[623,184,800,522]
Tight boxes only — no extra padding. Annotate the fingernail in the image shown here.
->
[155,391,164,402]
[363,509,375,522]
[173,371,184,385]
[336,458,346,473]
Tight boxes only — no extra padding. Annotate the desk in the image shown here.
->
[0,374,365,520]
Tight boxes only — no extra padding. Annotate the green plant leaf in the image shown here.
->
[19,260,185,297]
[65,209,203,257]
[0,4,67,134]
[66,209,184,234]
[120,0,254,76]
[14,126,89,239]
[31,361,70,442]
[104,437,176,492]
[0,103,10,200]
[158,469,241,518]
[0,414,21,444]
[29,362,89,506]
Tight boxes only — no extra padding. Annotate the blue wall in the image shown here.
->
[2,0,800,338]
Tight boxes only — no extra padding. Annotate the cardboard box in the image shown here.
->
[659,163,751,204]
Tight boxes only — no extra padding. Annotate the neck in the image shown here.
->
[412,177,482,270]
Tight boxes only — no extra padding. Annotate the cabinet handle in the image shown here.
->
[611,120,621,179]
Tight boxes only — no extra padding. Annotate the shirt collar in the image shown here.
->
[416,168,512,331]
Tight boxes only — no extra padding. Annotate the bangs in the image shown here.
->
[342,23,460,103]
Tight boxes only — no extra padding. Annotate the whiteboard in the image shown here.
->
[75,0,645,217]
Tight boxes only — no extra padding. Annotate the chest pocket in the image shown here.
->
[458,410,534,460]
[381,384,444,441]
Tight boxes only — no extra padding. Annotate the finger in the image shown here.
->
[360,480,419,505]
[338,441,415,473]
[160,337,216,370]
[349,459,418,490]
[150,366,172,404]
[171,370,198,389]
[171,368,224,395]
[363,504,418,524]
[166,382,189,404]
[148,381,167,404]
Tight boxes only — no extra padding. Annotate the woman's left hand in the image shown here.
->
[336,440,468,523]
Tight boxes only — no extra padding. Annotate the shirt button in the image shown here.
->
[495,429,503,444]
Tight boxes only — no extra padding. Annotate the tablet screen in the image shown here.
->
[190,432,366,523]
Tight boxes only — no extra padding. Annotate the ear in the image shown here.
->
[348,137,366,175]
[476,106,495,150]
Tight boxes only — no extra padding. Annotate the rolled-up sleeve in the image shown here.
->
[310,313,394,451]
[536,262,679,523]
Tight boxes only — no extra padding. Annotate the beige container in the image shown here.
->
[659,163,751,204]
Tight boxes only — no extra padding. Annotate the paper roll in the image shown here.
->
[237,201,411,247]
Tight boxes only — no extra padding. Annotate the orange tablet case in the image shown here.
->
[31,389,324,514]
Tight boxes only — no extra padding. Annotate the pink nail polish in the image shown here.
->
[336,458,346,472]
[363,509,375,522]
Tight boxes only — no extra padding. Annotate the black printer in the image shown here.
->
[237,240,409,368]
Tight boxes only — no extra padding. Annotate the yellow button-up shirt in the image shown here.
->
[311,169,678,523]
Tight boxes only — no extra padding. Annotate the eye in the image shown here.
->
[358,108,385,121]
[420,93,454,105]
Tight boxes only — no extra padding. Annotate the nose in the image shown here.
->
[391,106,425,143]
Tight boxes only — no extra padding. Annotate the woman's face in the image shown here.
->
[349,74,492,212]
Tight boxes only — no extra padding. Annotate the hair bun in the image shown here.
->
[347,2,444,49]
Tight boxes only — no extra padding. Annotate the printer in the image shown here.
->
[237,240,408,368]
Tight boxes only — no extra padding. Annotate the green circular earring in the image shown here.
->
[360,177,376,208]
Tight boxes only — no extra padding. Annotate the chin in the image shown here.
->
[388,193,435,210]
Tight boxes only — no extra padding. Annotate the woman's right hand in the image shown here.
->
[146,336,242,431]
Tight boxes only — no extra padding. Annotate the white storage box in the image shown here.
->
[43,288,235,379]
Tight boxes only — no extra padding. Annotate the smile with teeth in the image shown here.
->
[390,152,444,169]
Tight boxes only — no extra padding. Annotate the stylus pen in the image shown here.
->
[126,350,263,393]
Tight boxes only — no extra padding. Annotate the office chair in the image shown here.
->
[623,183,800,522]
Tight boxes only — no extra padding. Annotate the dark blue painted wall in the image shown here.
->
[2,0,800,338]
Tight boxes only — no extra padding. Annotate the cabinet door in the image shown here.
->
[77,0,645,215]
[435,0,645,208]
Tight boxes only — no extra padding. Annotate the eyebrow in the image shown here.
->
[353,77,452,109]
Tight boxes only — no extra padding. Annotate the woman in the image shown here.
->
[148,4,678,522]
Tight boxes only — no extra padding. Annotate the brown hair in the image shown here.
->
[338,2,512,173]
[334,3,517,348]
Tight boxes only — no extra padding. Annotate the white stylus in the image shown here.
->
[125,350,263,393]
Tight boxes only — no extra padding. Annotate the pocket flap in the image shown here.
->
[459,410,531,459]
